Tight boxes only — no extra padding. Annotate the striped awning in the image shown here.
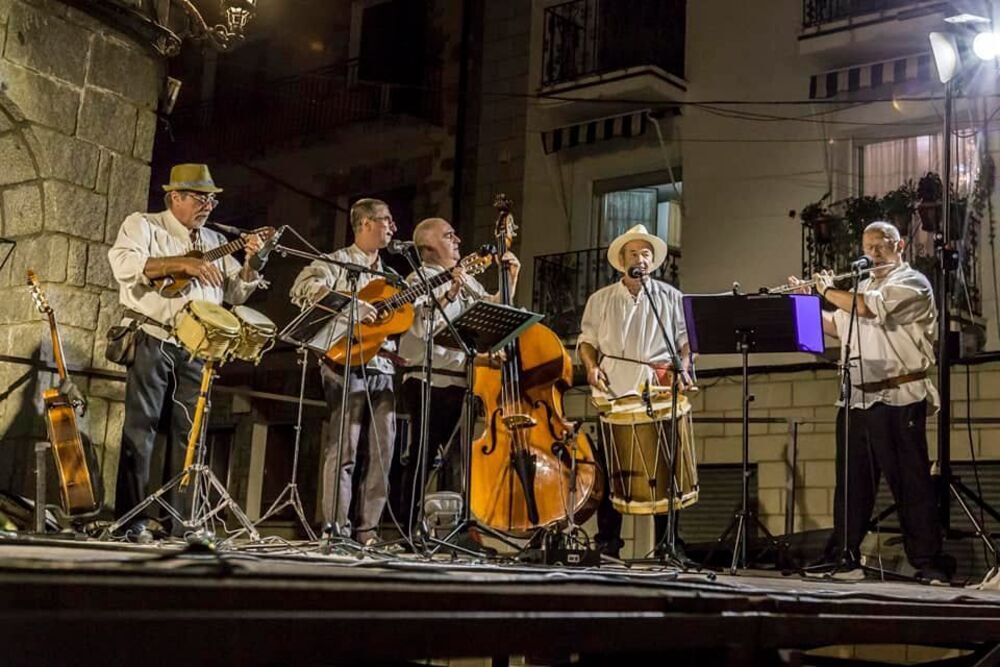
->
[808,53,935,99]
[541,111,648,155]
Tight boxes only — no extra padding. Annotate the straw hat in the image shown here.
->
[607,224,668,273]
[162,163,224,193]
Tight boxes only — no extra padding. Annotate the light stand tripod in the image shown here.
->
[107,359,260,543]
[252,344,318,541]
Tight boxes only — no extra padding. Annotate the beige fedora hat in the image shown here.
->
[607,224,668,273]
[162,163,224,193]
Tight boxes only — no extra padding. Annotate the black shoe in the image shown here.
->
[596,538,624,559]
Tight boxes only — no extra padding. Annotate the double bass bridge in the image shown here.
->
[502,413,537,430]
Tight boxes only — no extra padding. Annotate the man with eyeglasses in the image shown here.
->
[290,197,400,545]
[107,164,266,542]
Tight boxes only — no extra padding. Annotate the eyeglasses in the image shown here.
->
[371,215,394,225]
[182,191,219,208]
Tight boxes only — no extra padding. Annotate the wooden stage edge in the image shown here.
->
[1,535,999,664]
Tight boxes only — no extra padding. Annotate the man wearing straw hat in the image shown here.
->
[108,164,265,542]
[578,224,692,559]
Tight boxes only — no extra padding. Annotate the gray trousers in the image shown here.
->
[319,363,395,541]
[116,331,202,522]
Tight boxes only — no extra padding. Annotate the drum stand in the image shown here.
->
[107,360,260,544]
[253,344,317,541]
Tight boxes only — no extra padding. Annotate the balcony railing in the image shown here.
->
[802,0,918,28]
[533,246,681,338]
[541,0,685,87]
[166,63,443,160]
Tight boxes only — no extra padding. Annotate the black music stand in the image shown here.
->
[427,301,543,556]
[279,289,353,352]
[684,293,823,573]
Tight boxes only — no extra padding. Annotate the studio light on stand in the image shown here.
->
[927,27,999,574]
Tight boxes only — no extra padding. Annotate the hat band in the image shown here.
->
[169,179,217,189]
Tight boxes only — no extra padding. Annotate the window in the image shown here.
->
[861,133,980,196]
[598,182,682,248]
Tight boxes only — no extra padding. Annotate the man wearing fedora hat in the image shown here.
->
[577,224,692,558]
[107,163,265,541]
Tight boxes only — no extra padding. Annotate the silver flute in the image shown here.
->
[767,263,898,294]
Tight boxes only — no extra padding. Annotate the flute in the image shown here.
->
[767,263,898,294]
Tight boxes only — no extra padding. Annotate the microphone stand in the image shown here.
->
[636,271,689,568]
[275,242,399,552]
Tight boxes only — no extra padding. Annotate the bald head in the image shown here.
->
[413,217,461,266]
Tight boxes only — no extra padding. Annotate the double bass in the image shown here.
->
[470,195,602,534]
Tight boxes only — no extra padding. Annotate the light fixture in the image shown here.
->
[929,31,960,83]
[223,0,257,36]
[973,31,1000,60]
[944,13,991,24]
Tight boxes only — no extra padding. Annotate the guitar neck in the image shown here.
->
[202,237,246,263]
[47,311,69,383]
[377,268,457,313]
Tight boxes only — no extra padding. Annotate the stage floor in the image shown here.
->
[1,535,999,665]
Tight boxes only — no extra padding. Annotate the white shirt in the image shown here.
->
[289,244,396,374]
[831,262,939,411]
[577,279,689,399]
[107,209,260,345]
[398,263,489,388]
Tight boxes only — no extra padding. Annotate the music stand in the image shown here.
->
[683,293,823,573]
[427,301,543,556]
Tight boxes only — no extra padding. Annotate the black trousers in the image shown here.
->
[400,378,466,531]
[831,401,943,569]
[115,331,203,523]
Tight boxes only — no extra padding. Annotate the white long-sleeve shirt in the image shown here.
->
[578,279,689,399]
[397,263,489,388]
[289,243,396,374]
[107,209,260,345]
[831,262,939,410]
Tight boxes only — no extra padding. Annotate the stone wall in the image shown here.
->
[0,0,163,511]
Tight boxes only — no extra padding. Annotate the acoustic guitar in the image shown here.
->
[27,271,99,515]
[151,226,276,297]
[325,247,493,367]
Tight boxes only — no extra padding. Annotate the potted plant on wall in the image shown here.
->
[800,200,842,244]
[917,172,943,232]
[880,181,915,236]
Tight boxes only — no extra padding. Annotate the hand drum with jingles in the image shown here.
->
[173,300,242,362]
[593,385,698,515]
[230,306,276,364]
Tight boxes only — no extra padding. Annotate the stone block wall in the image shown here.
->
[0,0,163,510]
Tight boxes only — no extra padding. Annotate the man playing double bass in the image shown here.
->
[578,224,692,558]
[397,217,519,539]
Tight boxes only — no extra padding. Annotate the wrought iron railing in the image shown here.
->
[166,63,443,159]
[802,0,918,28]
[533,246,681,338]
[541,0,685,87]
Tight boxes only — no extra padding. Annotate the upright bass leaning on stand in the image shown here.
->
[469,195,602,535]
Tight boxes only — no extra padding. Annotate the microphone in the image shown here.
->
[850,255,874,271]
[627,266,646,279]
[387,239,415,255]
[249,226,286,272]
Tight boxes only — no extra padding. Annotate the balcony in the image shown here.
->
[165,63,443,161]
[798,0,947,61]
[533,246,681,339]
[541,0,685,95]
